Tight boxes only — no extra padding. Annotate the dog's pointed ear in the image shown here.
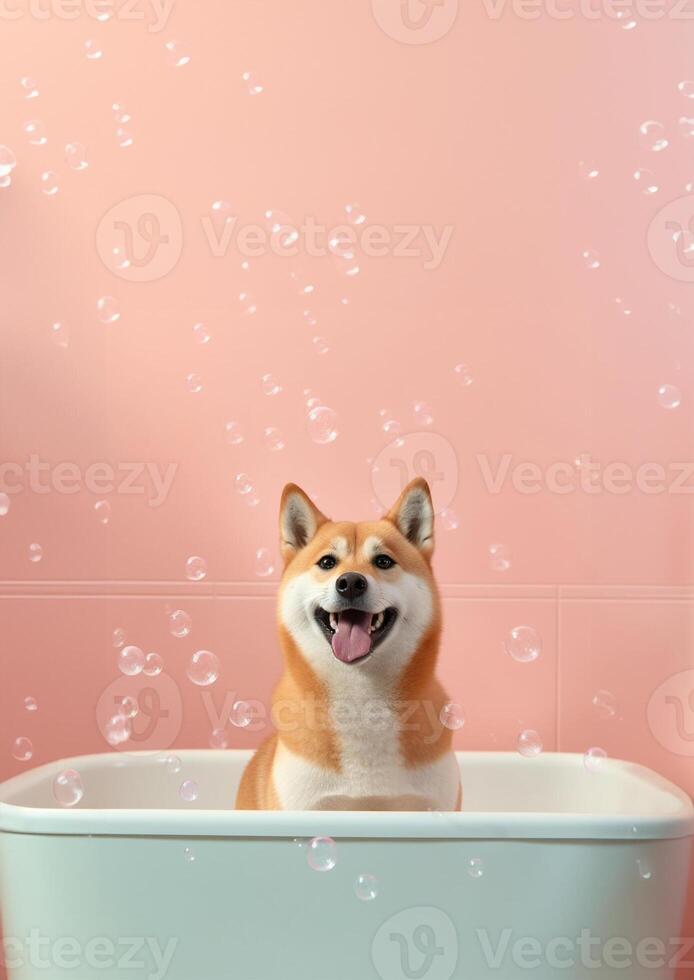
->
[386,478,435,557]
[280,484,328,562]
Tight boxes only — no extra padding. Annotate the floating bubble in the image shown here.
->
[184,847,196,863]
[413,400,434,426]
[118,645,145,676]
[97,296,120,324]
[679,80,694,98]
[466,857,484,879]
[614,296,632,317]
[517,729,543,758]
[657,383,681,409]
[12,737,33,762]
[0,146,17,181]
[116,127,133,148]
[242,70,263,95]
[163,754,181,774]
[185,372,203,394]
[453,363,474,387]
[307,836,337,872]
[584,746,608,773]
[169,609,192,638]
[312,336,330,355]
[117,695,138,719]
[354,873,378,900]
[209,728,228,750]
[65,141,88,170]
[679,116,694,139]
[255,547,275,577]
[186,650,220,687]
[211,199,232,225]
[488,543,511,572]
[264,427,286,451]
[51,321,69,348]
[164,40,190,67]
[229,700,253,728]
[53,769,84,807]
[578,160,599,180]
[345,202,366,226]
[582,249,600,270]
[592,689,617,719]
[40,171,59,196]
[84,39,103,59]
[112,628,126,648]
[439,702,465,731]
[637,857,653,880]
[307,406,339,444]
[234,473,254,496]
[192,322,210,344]
[239,290,257,315]
[23,120,46,145]
[94,500,111,525]
[28,543,43,563]
[105,713,131,747]
[261,373,282,396]
[639,120,668,152]
[439,507,459,531]
[20,76,39,99]
[23,696,38,712]
[180,780,199,802]
[225,420,244,445]
[633,169,658,195]
[185,556,207,581]
[0,493,9,517]
[264,209,299,249]
[143,652,164,676]
[505,626,542,663]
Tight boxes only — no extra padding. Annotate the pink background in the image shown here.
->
[1,0,694,958]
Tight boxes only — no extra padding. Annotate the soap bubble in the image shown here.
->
[488,543,511,572]
[179,780,199,802]
[0,493,10,516]
[413,400,434,426]
[578,160,599,180]
[264,209,299,249]
[354,873,378,900]
[53,769,84,807]
[454,363,474,386]
[186,650,220,687]
[164,40,190,67]
[439,508,459,531]
[225,420,244,445]
[517,729,543,758]
[169,609,192,638]
[97,296,120,324]
[657,384,681,409]
[185,373,203,394]
[117,696,138,719]
[307,406,339,444]
[12,737,33,762]
[0,146,17,184]
[105,713,131,746]
[584,747,608,773]
[614,296,632,317]
[239,290,257,315]
[582,249,600,270]
[112,628,126,648]
[118,645,145,676]
[679,116,694,139]
[637,857,652,880]
[639,120,668,152]
[23,697,38,712]
[345,202,366,226]
[185,556,207,581]
[20,76,39,99]
[84,39,103,60]
[439,702,465,730]
[633,169,658,195]
[40,171,59,196]
[263,427,285,451]
[312,336,330,355]
[51,321,69,348]
[23,119,46,145]
[28,543,43,563]
[143,652,164,676]
[254,547,275,577]
[261,373,282,396]
[242,70,264,95]
[234,473,254,496]
[307,836,337,872]
[163,754,181,774]
[65,141,88,170]
[184,847,196,863]
[592,689,617,719]
[466,857,484,879]
[229,700,253,728]
[116,127,133,148]
[209,728,228,749]
[94,500,111,525]
[679,80,694,98]
[192,322,210,344]
[505,626,542,663]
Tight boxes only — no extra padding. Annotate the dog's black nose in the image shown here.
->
[336,573,368,602]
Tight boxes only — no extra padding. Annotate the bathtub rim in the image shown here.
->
[0,750,691,842]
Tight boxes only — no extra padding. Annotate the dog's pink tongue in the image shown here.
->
[332,610,372,663]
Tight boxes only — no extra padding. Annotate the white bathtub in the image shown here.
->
[0,751,691,980]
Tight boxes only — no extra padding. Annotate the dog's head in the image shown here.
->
[278,479,439,676]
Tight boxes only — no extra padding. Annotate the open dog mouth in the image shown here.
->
[314,607,398,664]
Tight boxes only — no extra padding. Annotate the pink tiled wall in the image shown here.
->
[1,0,694,966]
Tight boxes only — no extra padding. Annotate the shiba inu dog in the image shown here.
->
[235,478,461,811]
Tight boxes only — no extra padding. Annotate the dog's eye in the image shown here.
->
[373,554,395,570]
[317,555,337,570]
